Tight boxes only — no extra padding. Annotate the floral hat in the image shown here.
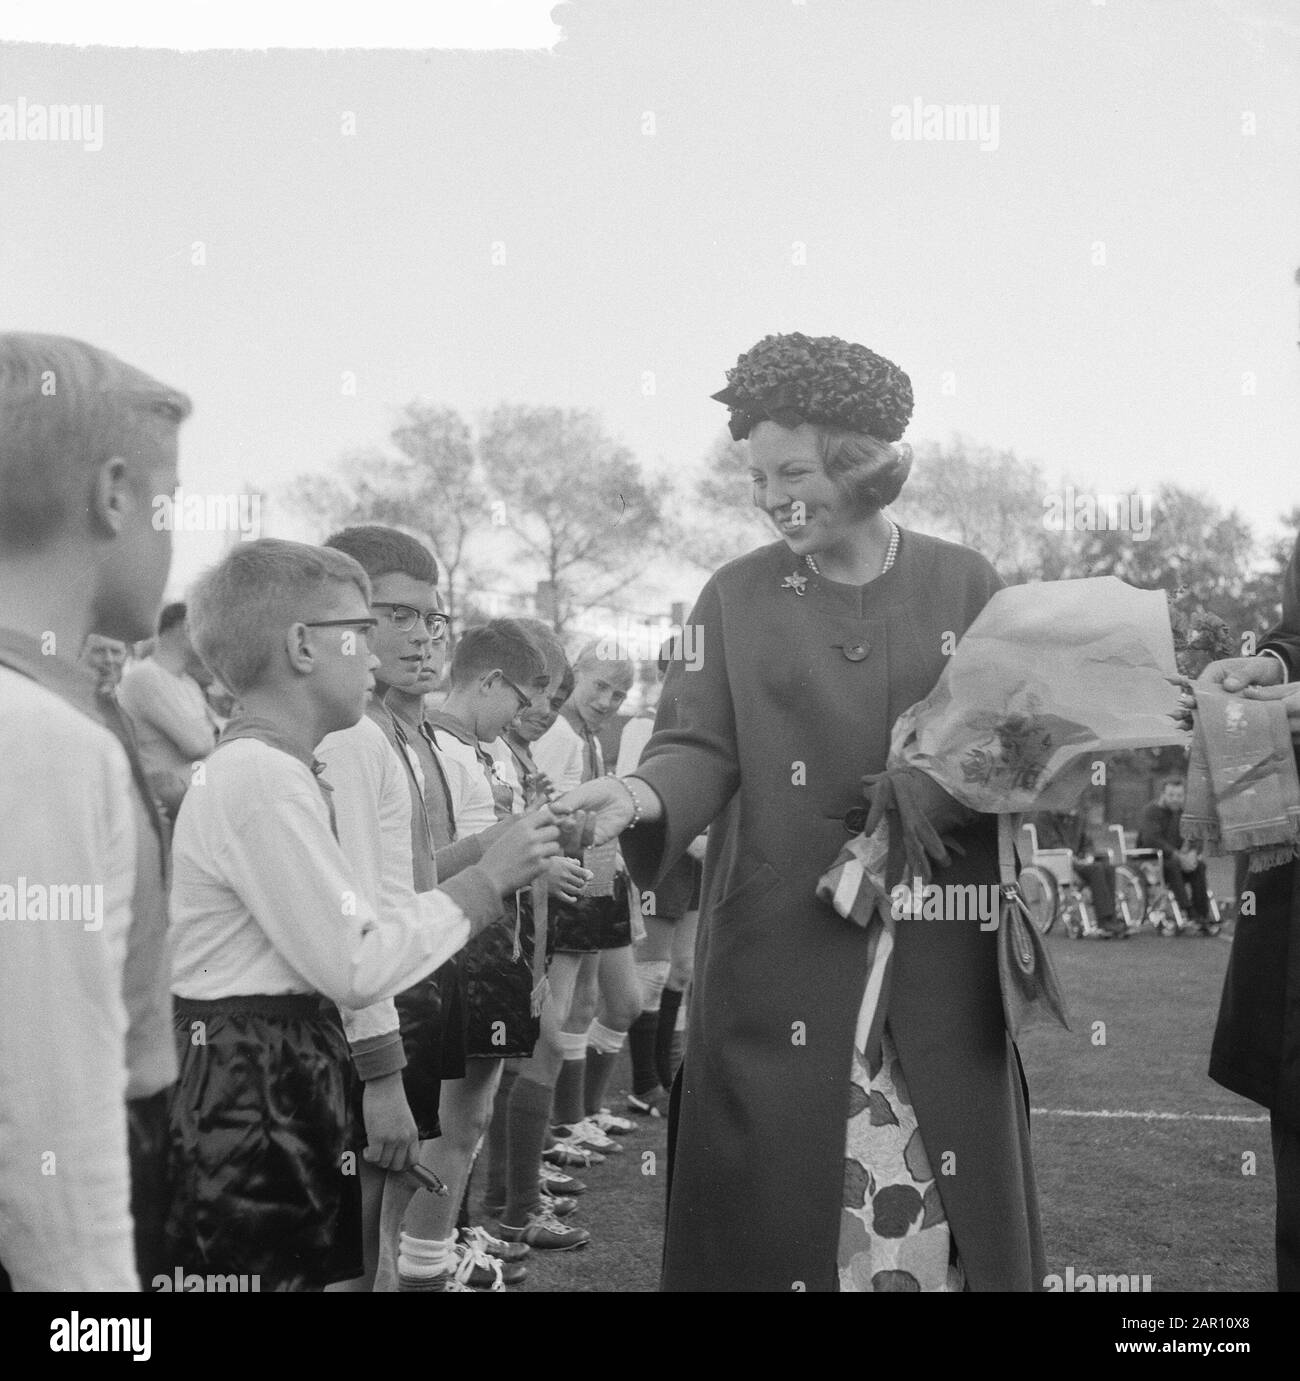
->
[711,332,913,443]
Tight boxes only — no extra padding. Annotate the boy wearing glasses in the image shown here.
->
[165,539,562,1290]
[321,528,554,1289]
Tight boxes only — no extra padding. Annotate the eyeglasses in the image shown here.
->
[498,672,535,713]
[303,618,379,649]
[371,602,449,641]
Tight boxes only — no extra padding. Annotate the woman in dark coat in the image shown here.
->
[1203,533,1300,1290]
[559,333,1044,1292]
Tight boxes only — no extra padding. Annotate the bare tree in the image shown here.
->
[678,431,772,571]
[281,403,492,623]
[478,404,666,632]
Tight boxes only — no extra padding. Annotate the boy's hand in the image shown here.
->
[479,806,563,896]
[362,1072,419,1173]
[546,856,592,903]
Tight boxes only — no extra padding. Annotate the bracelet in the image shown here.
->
[614,776,643,829]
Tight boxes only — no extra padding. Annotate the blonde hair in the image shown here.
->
[0,333,191,549]
[188,538,371,695]
[814,427,913,518]
[572,640,634,689]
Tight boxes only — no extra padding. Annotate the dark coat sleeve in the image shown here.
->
[1259,531,1300,678]
[621,577,739,891]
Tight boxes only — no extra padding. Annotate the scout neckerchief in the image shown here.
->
[562,706,603,783]
[0,627,169,874]
[426,707,525,959]
[425,708,515,822]
[504,732,554,1014]
[379,701,439,875]
[219,714,339,840]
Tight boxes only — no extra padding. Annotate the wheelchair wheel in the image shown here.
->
[1017,866,1059,936]
[1114,866,1146,931]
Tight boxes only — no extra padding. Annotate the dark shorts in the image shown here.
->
[552,873,634,952]
[462,892,554,1058]
[392,959,467,1139]
[166,995,363,1292]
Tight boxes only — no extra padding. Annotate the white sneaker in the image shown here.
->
[591,1108,636,1134]
[564,1118,625,1154]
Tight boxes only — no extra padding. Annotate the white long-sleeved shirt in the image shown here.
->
[533,715,586,797]
[0,668,138,1292]
[316,715,417,1064]
[169,736,490,1010]
[427,725,502,836]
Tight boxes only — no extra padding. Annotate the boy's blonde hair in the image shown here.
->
[188,538,371,695]
[0,332,191,550]
[572,639,634,689]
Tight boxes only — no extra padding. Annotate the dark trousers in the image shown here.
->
[129,1088,174,1288]
[1074,860,1118,930]
[1164,858,1209,919]
[1272,1114,1300,1291]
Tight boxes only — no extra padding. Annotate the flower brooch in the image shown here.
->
[781,572,808,597]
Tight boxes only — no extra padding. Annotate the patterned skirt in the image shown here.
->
[838,1027,965,1292]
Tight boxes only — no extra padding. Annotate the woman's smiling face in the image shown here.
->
[747,420,851,556]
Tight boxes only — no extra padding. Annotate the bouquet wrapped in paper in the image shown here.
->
[891,576,1185,813]
[818,577,1186,1055]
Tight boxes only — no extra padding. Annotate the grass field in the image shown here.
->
[481,920,1277,1292]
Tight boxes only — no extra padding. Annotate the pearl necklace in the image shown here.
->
[805,521,900,580]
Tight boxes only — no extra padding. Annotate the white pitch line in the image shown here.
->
[1032,1107,1268,1124]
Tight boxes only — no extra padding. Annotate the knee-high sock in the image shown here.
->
[628,1010,661,1095]
[484,1063,518,1210]
[584,1021,626,1118]
[504,1076,553,1224]
[656,987,685,1091]
[552,1030,588,1128]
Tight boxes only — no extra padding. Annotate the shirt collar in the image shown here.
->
[219,713,323,776]
[0,625,102,721]
[425,707,480,749]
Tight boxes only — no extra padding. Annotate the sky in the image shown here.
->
[2,0,1298,618]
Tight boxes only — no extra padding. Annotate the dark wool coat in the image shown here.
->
[623,532,1046,1293]
[1211,533,1300,1130]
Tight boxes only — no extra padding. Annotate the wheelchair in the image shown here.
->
[1103,825,1223,937]
[1016,822,1109,938]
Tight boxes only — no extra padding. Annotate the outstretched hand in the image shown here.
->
[553,778,641,846]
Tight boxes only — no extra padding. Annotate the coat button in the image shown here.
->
[842,643,869,662]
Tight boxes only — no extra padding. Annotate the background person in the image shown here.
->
[118,601,217,817]
[1137,776,1212,935]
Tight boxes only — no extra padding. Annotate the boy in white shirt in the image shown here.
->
[0,332,190,1290]
[166,539,560,1290]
